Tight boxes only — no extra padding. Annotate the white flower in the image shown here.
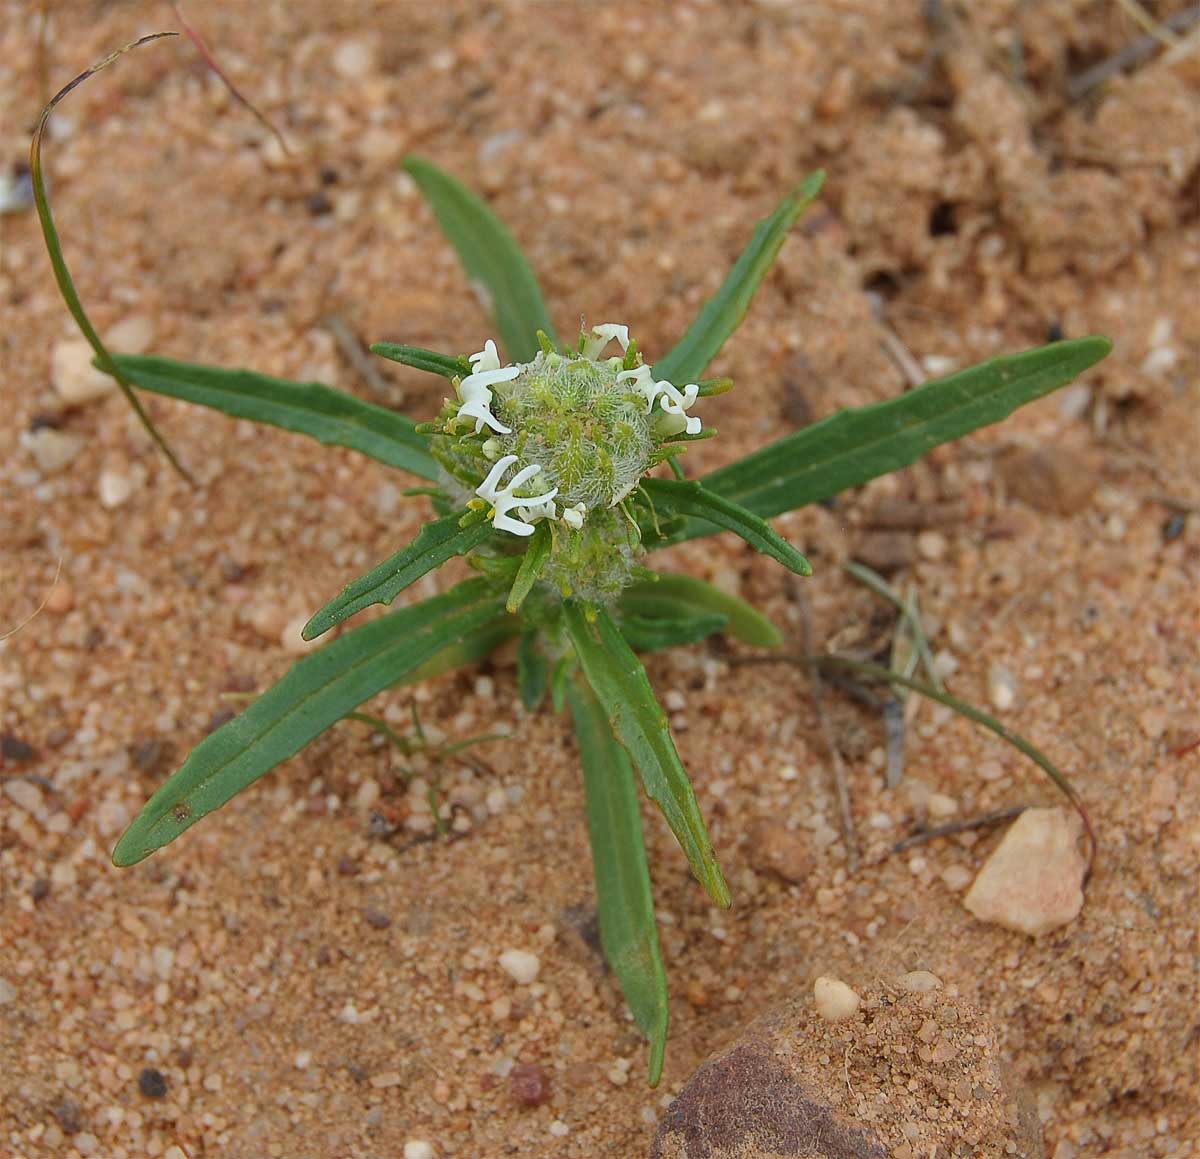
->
[581,323,630,360]
[476,455,559,538]
[616,364,663,412]
[658,382,702,435]
[561,502,586,529]
[456,341,520,434]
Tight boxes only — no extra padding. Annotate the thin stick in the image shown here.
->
[794,584,860,870]
[890,805,1026,854]
[30,33,195,485]
[323,316,398,402]
[1,558,62,643]
[168,2,291,155]
[1068,4,1200,99]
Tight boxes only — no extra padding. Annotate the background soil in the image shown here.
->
[2,2,1198,1157]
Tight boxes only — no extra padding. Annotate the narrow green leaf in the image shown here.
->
[370,342,471,380]
[566,676,669,1086]
[110,354,440,481]
[506,523,552,613]
[304,513,494,640]
[404,155,557,361]
[563,603,730,908]
[517,631,549,711]
[654,171,825,384]
[619,573,782,649]
[641,478,812,577]
[687,338,1113,532]
[112,579,503,866]
[617,611,728,653]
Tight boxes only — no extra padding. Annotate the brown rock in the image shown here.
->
[852,531,916,573]
[748,821,812,884]
[509,1062,551,1108]
[652,979,1043,1158]
[998,447,1098,516]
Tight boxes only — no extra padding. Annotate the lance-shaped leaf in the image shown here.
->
[112,579,503,867]
[641,478,812,578]
[506,522,552,614]
[404,155,557,362]
[111,354,440,481]
[617,611,729,653]
[517,631,550,711]
[370,343,471,380]
[563,603,730,908]
[689,338,1113,532]
[303,513,494,640]
[619,572,782,649]
[653,171,825,385]
[566,676,670,1086]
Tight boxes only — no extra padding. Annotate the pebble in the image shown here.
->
[403,1144,435,1159]
[138,1068,168,1098]
[813,976,861,1022]
[44,578,76,615]
[0,978,16,1005]
[370,1071,403,1089]
[916,530,948,561]
[333,38,376,79]
[107,316,155,353]
[98,469,136,509]
[748,821,812,884]
[898,970,943,993]
[928,793,958,819]
[964,807,1087,936]
[854,530,916,572]
[281,613,322,655]
[498,948,541,984]
[509,1062,551,1107]
[23,426,83,473]
[4,778,44,813]
[987,664,1018,711]
[51,337,115,403]
[998,446,1097,516]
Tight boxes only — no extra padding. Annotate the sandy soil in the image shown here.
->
[2,2,1198,1157]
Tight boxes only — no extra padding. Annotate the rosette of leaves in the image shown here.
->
[37,134,1110,1081]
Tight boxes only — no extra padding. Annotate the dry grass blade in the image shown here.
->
[167,3,291,155]
[30,31,194,484]
[0,558,63,643]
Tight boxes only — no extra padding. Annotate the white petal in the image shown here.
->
[583,323,630,358]
[477,454,518,501]
[461,365,521,393]
[507,463,544,491]
[469,339,502,372]
[493,511,536,536]
[684,415,702,435]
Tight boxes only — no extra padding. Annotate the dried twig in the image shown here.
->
[1068,3,1200,99]
[323,315,400,402]
[890,805,1026,854]
[793,583,861,870]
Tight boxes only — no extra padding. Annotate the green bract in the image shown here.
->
[34,62,1111,1086]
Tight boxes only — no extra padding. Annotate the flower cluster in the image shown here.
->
[439,324,704,542]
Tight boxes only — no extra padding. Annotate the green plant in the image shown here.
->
[33,47,1111,1085]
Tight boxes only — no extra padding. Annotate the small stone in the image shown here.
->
[23,426,83,473]
[370,1071,403,1089]
[748,821,812,884]
[403,1143,435,1159]
[0,978,16,1005]
[813,976,861,1022]
[98,469,136,509]
[498,948,541,984]
[548,1121,570,1138]
[138,1067,168,1098]
[44,580,75,615]
[333,38,375,78]
[509,1062,551,1107]
[107,316,155,353]
[988,664,1018,711]
[916,530,948,561]
[363,907,392,930]
[281,613,321,655]
[853,530,916,572]
[3,778,43,813]
[999,447,1097,516]
[294,1050,312,1069]
[964,807,1087,937]
[928,793,958,819]
[52,337,113,403]
[1,733,35,761]
[72,1132,100,1156]
[898,970,943,993]
[941,864,972,891]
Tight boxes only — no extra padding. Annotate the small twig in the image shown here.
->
[1114,0,1183,48]
[1,558,63,643]
[1068,3,1200,99]
[323,315,400,402]
[877,326,927,389]
[794,583,860,870]
[890,805,1026,854]
[168,2,291,155]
